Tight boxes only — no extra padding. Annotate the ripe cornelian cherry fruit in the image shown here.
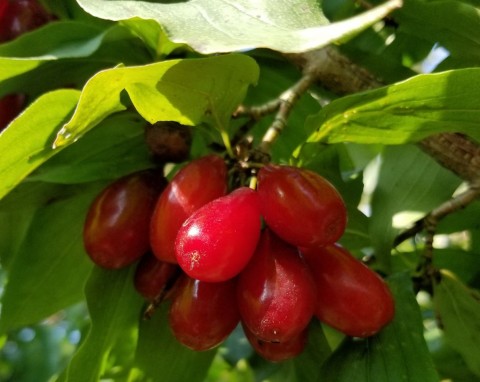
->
[133,253,180,301]
[237,229,316,343]
[150,154,227,264]
[242,323,308,363]
[0,93,25,132]
[302,244,395,338]
[175,187,261,282]
[257,164,347,248]
[0,0,54,42]
[169,274,240,351]
[83,169,166,269]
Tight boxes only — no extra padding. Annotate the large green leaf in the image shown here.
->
[134,303,217,382]
[369,145,461,272]
[0,89,80,200]
[433,270,480,377]
[0,183,101,333]
[320,273,439,382]
[53,54,259,148]
[396,0,480,63]
[76,0,401,54]
[29,112,152,184]
[303,68,480,145]
[60,266,144,382]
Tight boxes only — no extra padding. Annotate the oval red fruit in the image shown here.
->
[257,164,347,247]
[133,253,180,301]
[150,154,227,264]
[83,169,166,269]
[302,244,395,337]
[237,229,316,342]
[169,274,240,351]
[242,323,307,362]
[175,187,261,282]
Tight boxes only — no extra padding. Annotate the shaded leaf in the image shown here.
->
[433,270,480,377]
[369,145,461,272]
[0,89,80,200]
[396,0,480,63]
[134,302,217,382]
[304,68,480,145]
[29,112,152,184]
[62,266,144,382]
[320,272,439,382]
[77,0,401,54]
[53,54,259,148]
[0,183,102,333]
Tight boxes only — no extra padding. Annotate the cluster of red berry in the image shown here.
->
[0,0,55,131]
[83,150,395,362]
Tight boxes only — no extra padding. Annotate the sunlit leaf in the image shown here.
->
[433,270,480,377]
[76,0,401,54]
[0,89,80,200]
[303,68,480,145]
[320,273,439,382]
[53,54,259,147]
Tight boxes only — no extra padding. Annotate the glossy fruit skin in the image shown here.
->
[0,0,54,42]
[83,169,166,269]
[257,164,347,248]
[169,274,240,351]
[242,323,307,362]
[150,154,227,264]
[302,244,395,338]
[134,253,180,301]
[237,229,316,342]
[175,187,261,282]
[0,93,25,131]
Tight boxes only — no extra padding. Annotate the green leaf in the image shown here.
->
[433,270,480,377]
[62,266,144,382]
[303,68,480,145]
[134,303,217,382]
[292,319,331,382]
[320,272,439,382]
[0,89,80,201]
[0,183,101,333]
[370,145,461,272]
[76,0,401,54]
[29,112,152,184]
[53,54,259,147]
[396,0,480,62]
[0,21,108,60]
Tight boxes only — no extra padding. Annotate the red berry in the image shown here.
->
[257,164,347,248]
[169,274,239,351]
[83,169,166,269]
[0,0,54,42]
[237,229,316,342]
[242,323,307,362]
[0,93,26,131]
[150,154,227,264]
[133,253,180,301]
[302,244,395,337]
[175,187,261,282]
